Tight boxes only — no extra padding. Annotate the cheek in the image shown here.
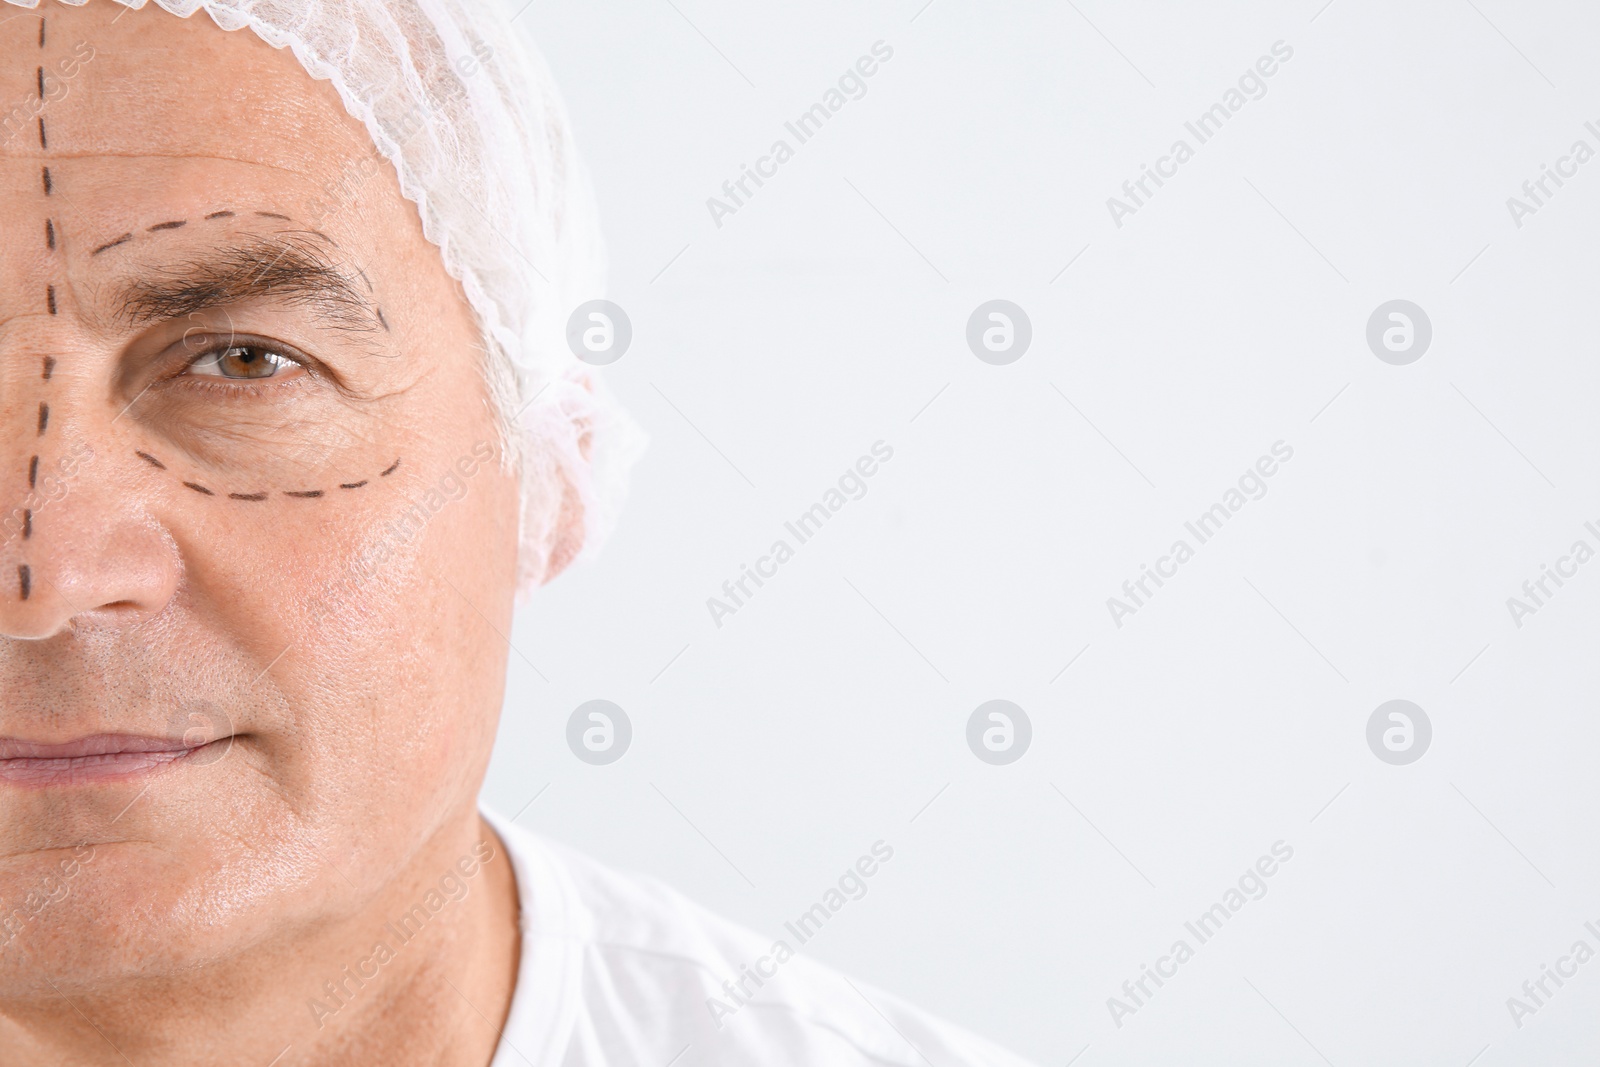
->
[171,421,518,821]
[412,445,521,722]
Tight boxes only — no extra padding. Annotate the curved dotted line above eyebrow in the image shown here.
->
[88,209,338,256]
[81,210,383,324]
[91,233,132,256]
[137,452,401,502]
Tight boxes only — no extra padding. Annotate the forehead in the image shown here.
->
[0,2,380,222]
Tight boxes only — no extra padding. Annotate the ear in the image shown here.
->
[538,425,591,584]
[528,374,596,587]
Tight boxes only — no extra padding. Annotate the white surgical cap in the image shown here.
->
[3,0,644,590]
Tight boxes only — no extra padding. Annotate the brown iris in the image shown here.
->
[196,345,288,379]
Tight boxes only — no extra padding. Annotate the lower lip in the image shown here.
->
[0,744,220,788]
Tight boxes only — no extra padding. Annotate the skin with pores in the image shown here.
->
[0,4,581,1063]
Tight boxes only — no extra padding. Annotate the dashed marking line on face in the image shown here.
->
[381,458,400,476]
[376,307,389,332]
[92,233,133,256]
[133,452,398,502]
[22,17,48,603]
[87,209,323,263]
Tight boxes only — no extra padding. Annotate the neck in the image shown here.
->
[0,809,521,1066]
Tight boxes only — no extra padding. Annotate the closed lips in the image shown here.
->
[0,733,222,785]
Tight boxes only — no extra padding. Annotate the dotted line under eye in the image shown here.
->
[137,451,401,502]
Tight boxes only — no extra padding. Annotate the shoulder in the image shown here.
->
[485,811,1037,1067]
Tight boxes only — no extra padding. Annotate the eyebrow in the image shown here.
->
[112,233,380,335]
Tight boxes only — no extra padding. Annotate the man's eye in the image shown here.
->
[186,346,297,380]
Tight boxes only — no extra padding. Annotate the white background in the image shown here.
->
[479,1,1600,1062]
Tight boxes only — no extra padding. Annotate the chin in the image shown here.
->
[0,808,311,996]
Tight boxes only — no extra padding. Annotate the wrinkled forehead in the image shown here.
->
[0,2,382,226]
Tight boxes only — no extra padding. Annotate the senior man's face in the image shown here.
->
[0,1,522,993]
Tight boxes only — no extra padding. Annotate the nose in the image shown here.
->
[0,438,180,640]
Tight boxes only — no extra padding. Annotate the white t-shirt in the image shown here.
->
[483,809,1037,1067]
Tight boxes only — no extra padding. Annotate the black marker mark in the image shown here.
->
[22,511,31,540]
[93,234,133,256]
[136,451,166,470]
[255,211,291,221]
[18,565,30,602]
[182,481,215,496]
[37,117,45,150]
[37,403,48,436]
[381,459,400,476]
[339,480,368,489]
[46,285,55,315]
[41,356,54,380]
[28,457,38,489]
[148,220,187,232]
[205,210,235,220]
[284,490,324,498]
[45,218,54,250]
[41,166,51,195]
[376,307,389,332]
[36,67,44,99]
[39,17,46,48]
[229,492,267,502]
[309,230,338,247]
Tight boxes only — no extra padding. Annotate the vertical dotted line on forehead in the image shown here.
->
[21,15,51,603]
